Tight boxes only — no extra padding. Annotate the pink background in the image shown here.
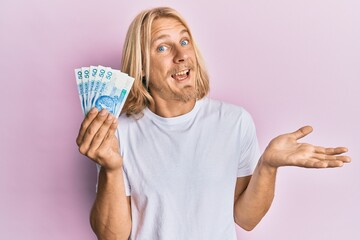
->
[1,0,359,239]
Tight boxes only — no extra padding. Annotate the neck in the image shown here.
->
[148,96,196,118]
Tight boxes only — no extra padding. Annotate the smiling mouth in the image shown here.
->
[171,69,190,81]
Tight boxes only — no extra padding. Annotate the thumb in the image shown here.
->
[291,125,313,140]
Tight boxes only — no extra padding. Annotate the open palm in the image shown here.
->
[262,126,351,169]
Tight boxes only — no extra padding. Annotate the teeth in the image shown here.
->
[174,70,189,76]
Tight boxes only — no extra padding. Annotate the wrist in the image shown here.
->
[98,153,124,174]
[258,155,278,175]
[101,165,124,177]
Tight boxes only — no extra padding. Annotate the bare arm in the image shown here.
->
[76,108,131,239]
[233,160,276,231]
[90,168,131,240]
[234,126,351,231]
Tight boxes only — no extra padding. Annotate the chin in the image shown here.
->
[173,87,197,102]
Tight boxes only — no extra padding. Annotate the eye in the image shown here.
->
[180,39,189,46]
[157,45,168,52]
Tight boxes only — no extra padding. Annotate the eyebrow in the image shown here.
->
[151,29,189,45]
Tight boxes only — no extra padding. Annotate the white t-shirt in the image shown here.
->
[98,97,260,240]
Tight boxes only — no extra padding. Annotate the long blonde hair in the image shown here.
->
[121,7,210,116]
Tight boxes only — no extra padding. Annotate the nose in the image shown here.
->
[173,46,188,63]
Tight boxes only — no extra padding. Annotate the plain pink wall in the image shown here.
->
[1,0,359,239]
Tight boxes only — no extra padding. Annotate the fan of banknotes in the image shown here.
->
[74,65,134,117]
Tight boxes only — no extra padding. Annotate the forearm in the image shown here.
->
[91,167,131,240]
[234,156,277,231]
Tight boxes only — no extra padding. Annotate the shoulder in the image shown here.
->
[116,111,144,132]
[119,110,145,123]
[200,97,253,122]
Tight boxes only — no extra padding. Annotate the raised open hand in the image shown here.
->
[262,126,351,169]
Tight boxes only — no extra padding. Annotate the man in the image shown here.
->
[76,7,351,240]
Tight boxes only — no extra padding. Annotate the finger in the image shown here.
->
[334,155,352,163]
[322,160,345,168]
[304,159,343,168]
[313,153,337,161]
[108,117,118,134]
[302,159,327,168]
[79,109,110,154]
[326,147,348,155]
[314,146,348,155]
[76,108,98,146]
[97,119,119,169]
[313,154,351,163]
[328,161,345,168]
[100,120,118,148]
[89,114,116,152]
[96,120,119,160]
[103,118,118,144]
[314,146,326,154]
[291,125,313,140]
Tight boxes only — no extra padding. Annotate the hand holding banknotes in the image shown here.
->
[75,65,134,170]
[76,108,123,171]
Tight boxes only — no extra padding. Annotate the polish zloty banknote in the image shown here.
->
[113,74,134,117]
[74,65,134,117]
[81,67,90,113]
[94,69,134,118]
[92,65,108,106]
[74,68,85,114]
[88,66,98,109]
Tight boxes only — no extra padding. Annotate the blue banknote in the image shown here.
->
[91,65,108,107]
[75,66,134,117]
[74,68,85,114]
[81,67,90,113]
[88,66,98,109]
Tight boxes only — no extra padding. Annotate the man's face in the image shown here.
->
[148,17,197,103]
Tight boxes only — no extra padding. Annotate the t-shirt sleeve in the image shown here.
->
[237,110,261,177]
[95,164,131,196]
[122,166,131,196]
